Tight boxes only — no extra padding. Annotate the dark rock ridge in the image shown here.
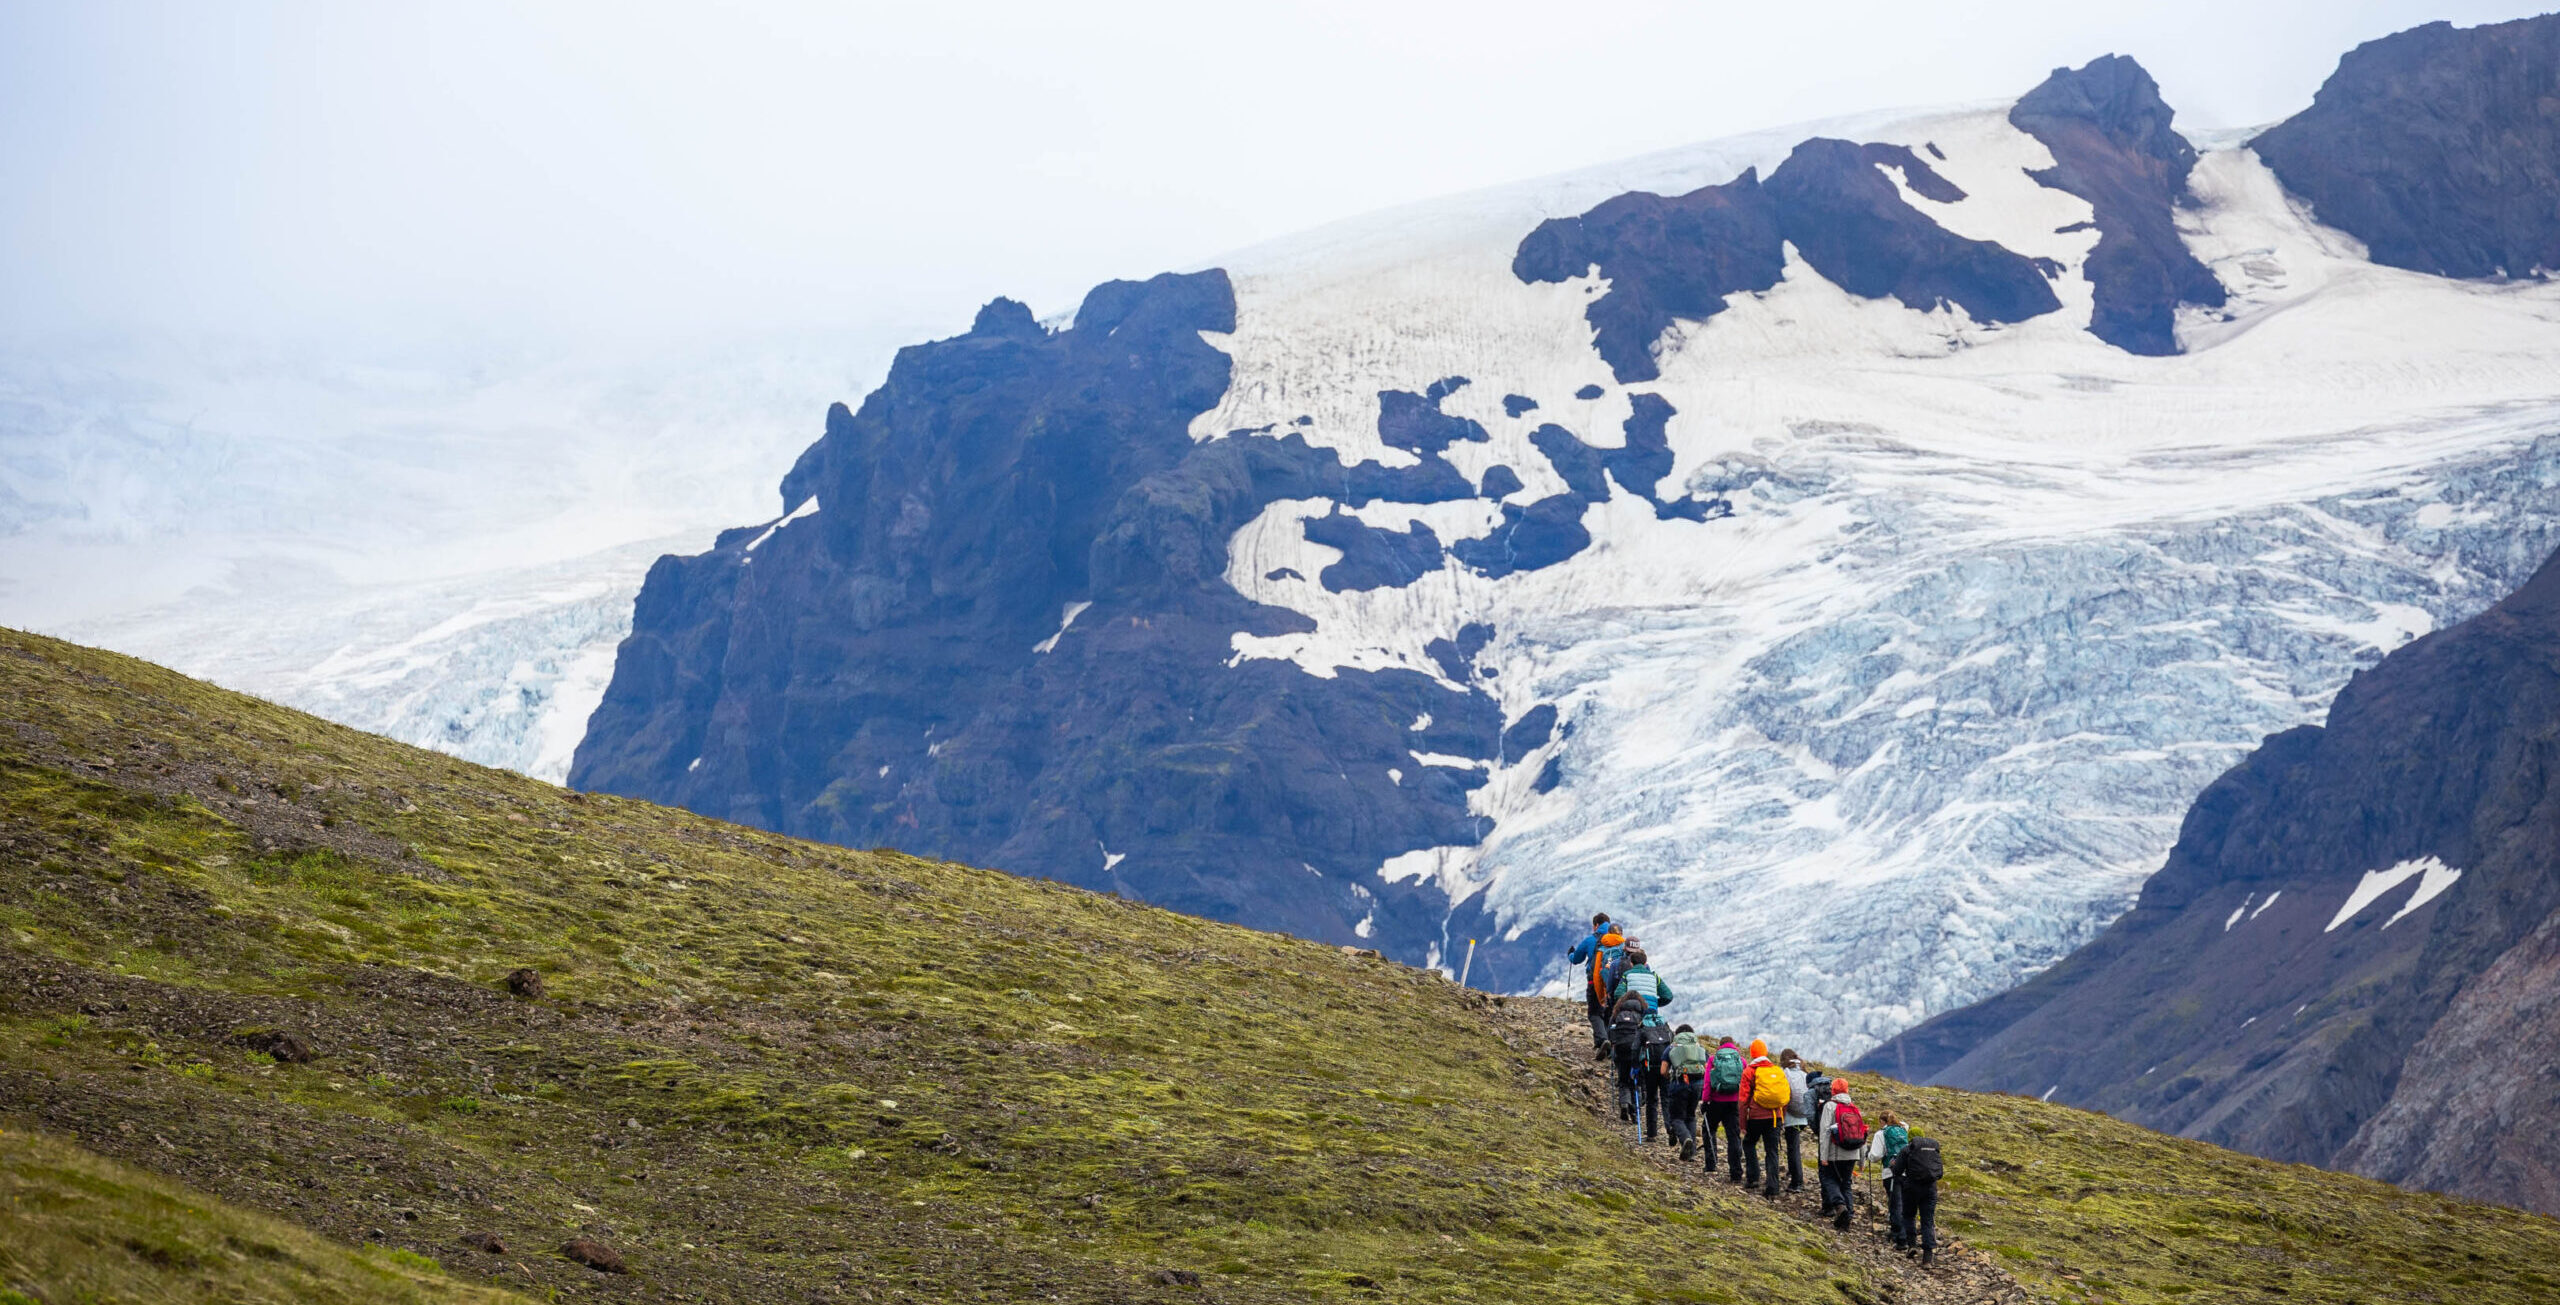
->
[2008,55,2227,354]
[1517,137,2062,381]
[572,271,1656,983]
[1512,166,1786,382]
[1303,511,1442,593]
[2254,14,2560,280]
[1857,545,2560,1214]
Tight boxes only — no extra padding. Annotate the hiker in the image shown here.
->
[1816,1076,1868,1230]
[1878,1110,1912,1247]
[1778,1050,1811,1193]
[1572,918,1627,1060]
[1606,992,1649,1125]
[1664,1024,1706,1160]
[1739,1039,1789,1197]
[1701,1035,1746,1181]
[1889,1130,1944,1265]
[1567,914,1614,1054]
[1609,947,1676,1142]
[1611,945,1674,1014]
[1636,1011,1675,1145]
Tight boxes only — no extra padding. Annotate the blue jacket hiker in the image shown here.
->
[1569,913,1619,1057]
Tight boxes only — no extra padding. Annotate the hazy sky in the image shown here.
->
[2,1,2547,358]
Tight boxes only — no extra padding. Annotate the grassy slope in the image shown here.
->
[0,630,1848,1304]
[0,1124,528,1305]
[1841,1079,2560,1303]
[0,626,2552,1305]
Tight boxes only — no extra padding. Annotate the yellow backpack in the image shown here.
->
[1749,1060,1792,1112]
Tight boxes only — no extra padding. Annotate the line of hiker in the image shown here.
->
[1570,913,1947,1264]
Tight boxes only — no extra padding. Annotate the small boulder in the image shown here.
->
[561,1237,627,1274]
[504,968,545,1000]
[457,1231,506,1255]
[1150,1268,1201,1286]
[233,1030,316,1063]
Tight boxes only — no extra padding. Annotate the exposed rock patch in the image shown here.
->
[2255,14,2560,280]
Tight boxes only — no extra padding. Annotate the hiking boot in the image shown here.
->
[1679,1139,1697,1162]
[1920,1249,1934,1268]
[1833,1213,1851,1231]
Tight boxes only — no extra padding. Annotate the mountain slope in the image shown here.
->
[0,627,1855,1304]
[0,1124,527,1305]
[1858,540,2560,1214]
[11,630,2560,1305]
[574,16,2560,1060]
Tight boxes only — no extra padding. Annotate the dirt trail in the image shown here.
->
[1501,1003,2035,1304]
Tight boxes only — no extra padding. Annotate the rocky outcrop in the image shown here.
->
[2009,55,2226,354]
[1512,168,1786,383]
[2254,14,2560,279]
[572,272,1581,977]
[1515,139,2062,381]
[1858,544,2560,1212]
[1763,139,2063,329]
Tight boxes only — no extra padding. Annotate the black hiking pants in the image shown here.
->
[1586,994,1608,1051]
[1611,1050,1641,1121]
[1664,1074,1700,1145]
[1896,1179,1938,1253]
[1638,1067,1667,1143]
[1743,1117,1782,1195]
[1819,1159,1856,1224]
[1783,1124,1807,1189]
[1701,1101,1742,1178]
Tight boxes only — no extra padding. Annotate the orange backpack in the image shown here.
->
[1586,931,1626,1002]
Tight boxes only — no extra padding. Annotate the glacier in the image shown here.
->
[1190,103,2560,1055]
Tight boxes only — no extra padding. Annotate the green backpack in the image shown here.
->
[1667,1031,1708,1077]
[1709,1044,1745,1093]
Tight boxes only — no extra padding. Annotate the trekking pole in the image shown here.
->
[1459,938,1477,988]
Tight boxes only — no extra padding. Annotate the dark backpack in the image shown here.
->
[1828,1100,1868,1149]
[1607,997,1647,1056]
[1898,1136,1944,1185]
[1709,1045,1745,1093]
[1804,1071,1833,1120]
[1639,1018,1673,1066]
